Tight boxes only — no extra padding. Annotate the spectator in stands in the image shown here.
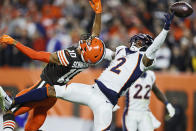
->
[0,0,196,73]
[155,44,171,71]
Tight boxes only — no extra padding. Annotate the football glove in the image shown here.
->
[0,35,16,45]
[166,103,175,118]
[89,0,102,14]
[164,12,174,30]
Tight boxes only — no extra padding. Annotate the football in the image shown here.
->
[169,1,193,17]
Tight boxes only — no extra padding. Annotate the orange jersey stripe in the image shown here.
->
[60,51,68,65]
[3,121,15,125]
[57,51,66,66]
[3,123,15,128]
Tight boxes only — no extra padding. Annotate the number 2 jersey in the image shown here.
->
[125,70,156,112]
[41,46,89,86]
[96,46,151,105]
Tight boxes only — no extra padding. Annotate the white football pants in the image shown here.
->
[54,83,114,131]
[123,110,156,131]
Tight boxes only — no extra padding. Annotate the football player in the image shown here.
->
[0,0,106,130]
[0,12,174,131]
[122,70,175,131]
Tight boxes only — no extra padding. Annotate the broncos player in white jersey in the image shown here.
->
[0,12,174,130]
[123,70,175,131]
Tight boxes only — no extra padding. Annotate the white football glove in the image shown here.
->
[166,103,175,118]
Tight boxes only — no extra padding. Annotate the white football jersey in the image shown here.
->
[126,70,156,111]
[97,46,146,96]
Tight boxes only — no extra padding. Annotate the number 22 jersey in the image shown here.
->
[125,70,156,111]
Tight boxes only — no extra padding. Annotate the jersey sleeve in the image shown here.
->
[56,50,70,66]
[115,46,126,54]
[104,48,115,61]
[115,46,126,58]
[147,70,156,83]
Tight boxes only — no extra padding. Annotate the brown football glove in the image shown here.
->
[89,0,102,14]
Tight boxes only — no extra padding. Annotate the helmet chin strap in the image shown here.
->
[130,42,145,51]
[80,52,86,63]
[130,44,142,51]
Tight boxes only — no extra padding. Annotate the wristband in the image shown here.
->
[165,101,169,105]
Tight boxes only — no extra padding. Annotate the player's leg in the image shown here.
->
[13,80,44,116]
[54,83,95,105]
[17,83,56,131]
[24,97,57,131]
[122,110,137,131]
[89,84,114,131]
[138,112,154,131]
[0,87,16,131]
[92,102,113,131]
[54,83,114,131]
[3,112,16,131]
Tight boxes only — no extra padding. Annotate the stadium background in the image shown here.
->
[0,0,196,131]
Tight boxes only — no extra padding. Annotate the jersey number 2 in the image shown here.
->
[133,84,151,99]
[110,57,126,74]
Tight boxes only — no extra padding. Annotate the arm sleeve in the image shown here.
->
[149,71,156,83]
[56,50,70,66]
[15,42,51,63]
[145,29,169,60]
[104,48,115,61]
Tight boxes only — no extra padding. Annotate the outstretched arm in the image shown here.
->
[89,0,102,37]
[152,83,175,118]
[0,35,61,65]
[152,83,168,104]
[142,13,174,67]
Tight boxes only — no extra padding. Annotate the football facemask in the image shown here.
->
[129,33,153,51]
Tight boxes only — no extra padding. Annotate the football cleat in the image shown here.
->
[0,86,13,112]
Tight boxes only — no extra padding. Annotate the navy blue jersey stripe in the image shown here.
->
[125,91,130,109]
[116,48,123,55]
[118,54,143,96]
[125,48,136,55]
[95,80,118,106]
[102,123,112,131]
[122,91,130,131]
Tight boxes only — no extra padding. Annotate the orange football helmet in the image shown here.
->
[79,36,105,64]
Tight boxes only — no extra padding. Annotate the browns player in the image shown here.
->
[0,0,106,130]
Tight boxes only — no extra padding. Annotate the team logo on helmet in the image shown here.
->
[79,36,105,64]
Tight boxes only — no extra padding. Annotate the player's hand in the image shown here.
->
[0,35,17,45]
[166,103,175,118]
[164,12,174,30]
[89,0,102,14]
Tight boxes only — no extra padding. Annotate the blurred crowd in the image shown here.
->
[0,0,196,72]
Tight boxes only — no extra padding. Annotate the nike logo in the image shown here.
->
[5,97,9,102]
[106,101,110,103]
